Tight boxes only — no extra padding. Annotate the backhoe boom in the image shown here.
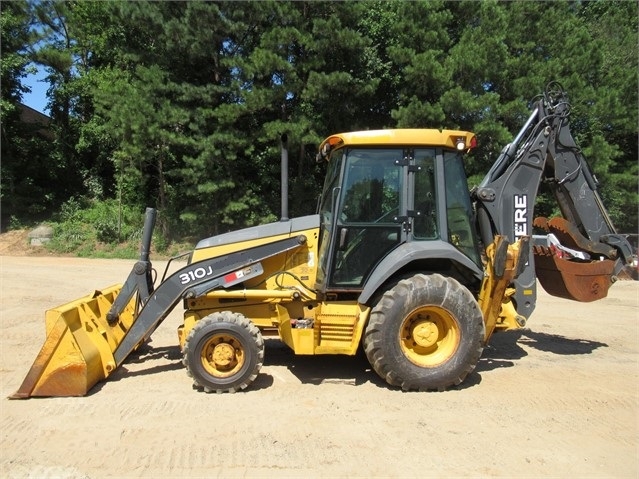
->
[474,82,632,317]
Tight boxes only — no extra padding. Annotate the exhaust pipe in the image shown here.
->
[139,207,157,262]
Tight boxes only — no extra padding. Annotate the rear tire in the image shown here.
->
[183,311,264,393]
[363,273,484,391]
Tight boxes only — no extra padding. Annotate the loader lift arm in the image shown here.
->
[111,233,306,367]
[474,82,633,320]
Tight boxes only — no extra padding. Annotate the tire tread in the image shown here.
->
[363,273,484,391]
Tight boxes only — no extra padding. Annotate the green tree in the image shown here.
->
[577,0,638,232]
[7,0,636,241]
[89,1,386,237]
[387,0,637,232]
[0,0,54,227]
[31,0,85,198]
[0,0,32,114]
[86,1,254,238]
[388,0,454,128]
[229,1,382,220]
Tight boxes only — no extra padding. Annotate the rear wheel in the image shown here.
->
[183,311,264,393]
[363,273,484,391]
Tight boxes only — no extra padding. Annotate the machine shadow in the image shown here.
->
[96,329,608,394]
[461,329,609,390]
[262,339,386,388]
[264,330,609,392]
[89,344,184,395]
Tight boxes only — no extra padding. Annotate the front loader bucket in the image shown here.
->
[10,285,137,399]
[533,245,615,302]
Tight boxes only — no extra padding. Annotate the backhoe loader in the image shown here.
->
[11,82,633,398]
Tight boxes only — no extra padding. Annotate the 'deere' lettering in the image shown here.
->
[514,194,527,239]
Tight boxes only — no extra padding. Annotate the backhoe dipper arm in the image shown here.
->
[473,83,632,319]
[541,101,633,268]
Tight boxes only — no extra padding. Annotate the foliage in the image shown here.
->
[0,0,32,115]
[0,1,52,227]
[2,0,637,251]
[46,197,137,254]
[46,197,190,258]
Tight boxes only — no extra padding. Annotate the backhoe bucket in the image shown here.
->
[533,245,615,302]
[10,285,137,399]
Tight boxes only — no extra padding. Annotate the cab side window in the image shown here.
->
[413,149,437,239]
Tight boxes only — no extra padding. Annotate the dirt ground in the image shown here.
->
[0,240,637,478]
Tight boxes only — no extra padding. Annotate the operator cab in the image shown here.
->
[314,129,480,295]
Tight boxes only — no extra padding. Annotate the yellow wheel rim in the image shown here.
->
[400,306,460,367]
[200,333,245,378]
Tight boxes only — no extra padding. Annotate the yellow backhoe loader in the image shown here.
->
[11,82,633,398]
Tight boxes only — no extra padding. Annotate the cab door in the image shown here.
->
[319,148,406,290]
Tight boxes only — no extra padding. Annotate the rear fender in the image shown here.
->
[359,240,483,305]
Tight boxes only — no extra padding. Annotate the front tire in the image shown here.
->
[183,311,264,393]
[363,273,484,391]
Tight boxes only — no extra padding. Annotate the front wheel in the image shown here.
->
[183,311,264,393]
[363,274,484,391]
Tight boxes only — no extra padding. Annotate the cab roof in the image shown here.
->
[319,128,476,153]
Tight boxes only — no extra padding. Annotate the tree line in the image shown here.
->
[2,0,637,241]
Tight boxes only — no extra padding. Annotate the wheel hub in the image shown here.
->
[412,320,439,348]
[212,343,236,368]
[200,333,244,377]
[400,308,461,368]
